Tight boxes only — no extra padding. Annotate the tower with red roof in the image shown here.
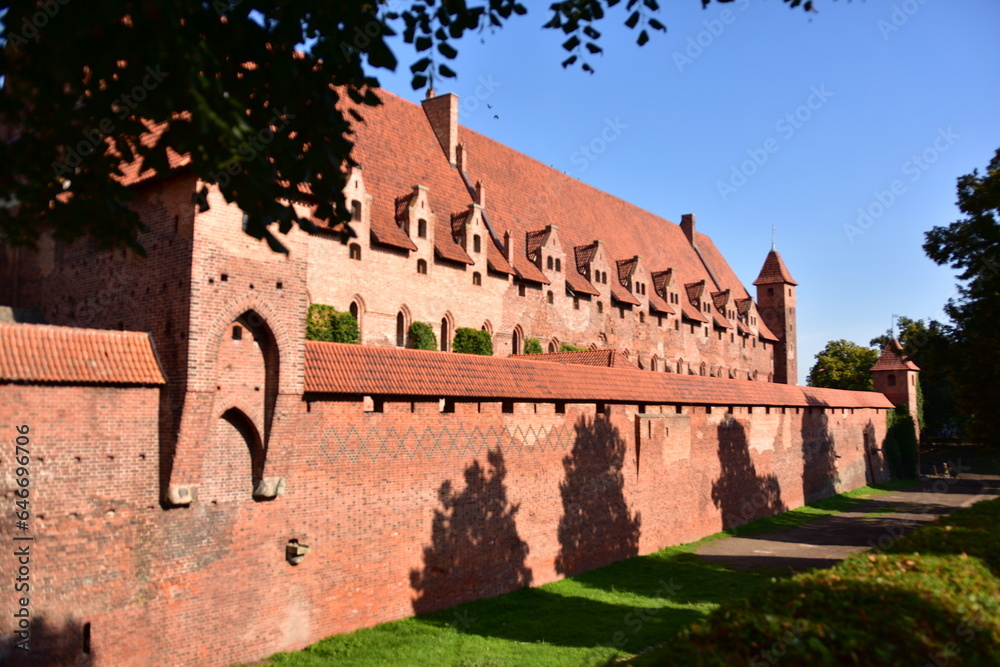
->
[753,248,798,385]
[870,339,920,434]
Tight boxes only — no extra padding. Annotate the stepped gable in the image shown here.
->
[870,339,920,372]
[304,341,894,408]
[345,90,478,263]
[520,349,640,370]
[754,249,798,286]
[0,322,165,385]
[455,120,723,305]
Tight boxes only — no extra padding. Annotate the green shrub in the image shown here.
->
[524,337,543,355]
[408,321,437,350]
[452,328,493,355]
[650,497,1000,667]
[884,407,919,479]
[559,343,588,352]
[306,304,359,344]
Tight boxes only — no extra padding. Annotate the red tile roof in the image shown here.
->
[304,341,894,408]
[575,243,598,274]
[0,323,166,385]
[521,350,639,370]
[610,282,641,307]
[565,270,600,296]
[647,290,675,315]
[369,193,418,251]
[457,119,729,315]
[680,300,709,323]
[487,239,515,276]
[754,249,798,286]
[870,340,920,372]
[616,257,638,283]
[651,269,674,296]
[117,118,191,187]
[512,253,550,285]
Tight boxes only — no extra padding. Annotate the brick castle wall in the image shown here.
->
[0,381,888,666]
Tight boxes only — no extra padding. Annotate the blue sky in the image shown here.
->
[368,0,1000,383]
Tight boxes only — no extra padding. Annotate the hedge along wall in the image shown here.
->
[0,341,893,667]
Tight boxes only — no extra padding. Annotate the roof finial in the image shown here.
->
[771,225,776,251]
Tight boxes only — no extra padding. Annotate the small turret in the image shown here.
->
[754,249,798,385]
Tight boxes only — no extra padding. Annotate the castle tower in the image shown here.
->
[871,339,920,433]
[754,249,798,385]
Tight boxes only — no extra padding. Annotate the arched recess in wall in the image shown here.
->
[650,356,659,372]
[597,333,608,348]
[203,407,266,503]
[396,306,411,348]
[215,311,280,449]
[349,295,366,341]
[482,320,493,335]
[548,338,559,354]
[440,312,454,352]
[677,358,685,374]
[511,325,523,356]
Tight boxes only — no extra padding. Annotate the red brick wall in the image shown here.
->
[0,381,888,666]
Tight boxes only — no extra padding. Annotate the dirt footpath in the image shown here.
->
[696,474,1000,572]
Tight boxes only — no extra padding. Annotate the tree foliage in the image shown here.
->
[806,339,878,392]
[523,337,543,355]
[0,0,818,253]
[451,327,493,355]
[305,304,359,343]
[883,407,919,480]
[559,343,588,352]
[923,147,1000,442]
[407,321,437,350]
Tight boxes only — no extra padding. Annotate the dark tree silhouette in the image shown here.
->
[556,414,641,576]
[410,448,532,614]
[712,416,785,529]
[801,408,841,504]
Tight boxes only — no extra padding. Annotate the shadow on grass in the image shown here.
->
[412,546,787,656]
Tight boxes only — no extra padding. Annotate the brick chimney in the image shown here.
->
[422,91,459,167]
[681,213,696,246]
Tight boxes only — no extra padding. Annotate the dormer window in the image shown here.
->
[418,219,427,238]
[350,200,362,221]
[547,256,554,270]
[555,258,561,272]
[473,235,481,253]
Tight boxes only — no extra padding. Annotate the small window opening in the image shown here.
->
[547,256,554,270]
[518,284,526,297]
[555,259,561,272]
[417,259,428,274]
[473,272,482,286]
[232,325,243,341]
[473,235,481,253]
[547,291,554,304]
[349,244,362,260]
[418,219,427,238]
[597,301,604,314]
[351,200,362,221]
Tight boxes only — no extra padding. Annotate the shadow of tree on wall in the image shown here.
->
[3,616,93,666]
[410,448,532,614]
[712,416,785,530]
[801,408,841,504]
[555,413,641,576]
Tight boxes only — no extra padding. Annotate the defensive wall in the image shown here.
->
[0,325,892,666]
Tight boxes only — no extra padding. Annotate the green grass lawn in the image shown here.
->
[257,484,910,667]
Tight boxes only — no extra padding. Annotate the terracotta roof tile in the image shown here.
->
[521,350,639,369]
[0,323,166,385]
[304,341,894,409]
[565,270,600,296]
[575,243,598,274]
[651,269,673,295]
[525,229,549,259]
[370,194,418,251]
[754,249,798,286]
[511,250,550,285]
[680,300,709,323]
[647,290,674,315]
[610,282,641,306]
[616,257,638,283]
[116,118,191,187]
[870,340,920,371]
[487,238,515,275]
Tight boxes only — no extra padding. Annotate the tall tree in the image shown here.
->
[807,339,879,392]
[0,0,816,253]
[923,148,1000,443]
